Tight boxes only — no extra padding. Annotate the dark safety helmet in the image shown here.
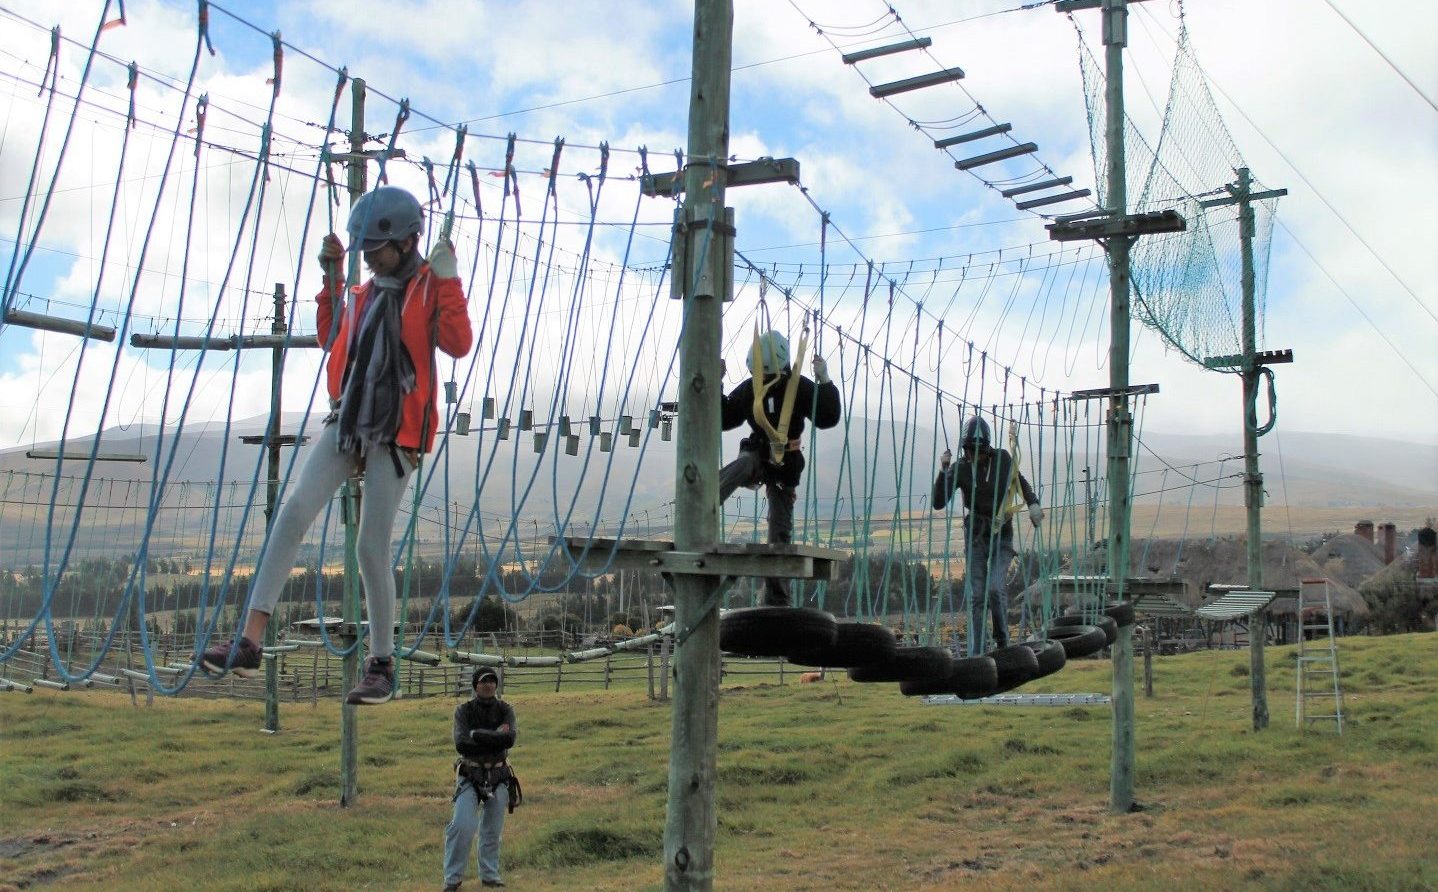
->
[471,666,500,688]
[346,185,423,251]
[960,416,991,450]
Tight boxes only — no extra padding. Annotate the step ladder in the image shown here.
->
[1295,578,1344,734]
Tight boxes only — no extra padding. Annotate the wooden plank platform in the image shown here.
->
[1049,575,1193,617]
[555,536,847,581]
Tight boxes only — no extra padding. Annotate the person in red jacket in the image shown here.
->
[201,186,472,705]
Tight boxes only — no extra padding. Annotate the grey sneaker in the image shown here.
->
[481,881,505,888]
[442,884,461,892]
[346,656,395,705]
[200,636,263,678]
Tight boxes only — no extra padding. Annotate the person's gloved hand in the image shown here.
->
[813,355,831,384]
[428,237,458,279]
[1028,503,1044,527]
[940,448,952,468]
[317,233,344,275]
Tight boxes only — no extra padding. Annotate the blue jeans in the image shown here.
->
[443,778,509,885]
[963,522,1015,656]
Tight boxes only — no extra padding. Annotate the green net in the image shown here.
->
[1077,24,1280,365]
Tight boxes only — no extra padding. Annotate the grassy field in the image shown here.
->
[2,633,1435,891]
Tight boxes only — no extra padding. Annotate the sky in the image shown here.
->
[1,0,1435,465]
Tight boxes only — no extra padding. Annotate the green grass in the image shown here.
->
[1,633,1435,891]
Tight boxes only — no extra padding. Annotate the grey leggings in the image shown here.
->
[246,422,413,657]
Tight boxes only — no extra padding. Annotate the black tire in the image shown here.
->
[786,622,897,668]
[1104,601,1137,628]
[1046,624,1108,659]
[949,656,1000,699]
[990,644,1041,693]
[719,607,837,657]
[1021,639,1067,678]
[898,656,997,698]
[847,646,952,683]
[1052,613,1118,645]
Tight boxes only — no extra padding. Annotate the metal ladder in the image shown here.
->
[1295,578,1344,733]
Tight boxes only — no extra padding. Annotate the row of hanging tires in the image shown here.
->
[718,601,1137,699]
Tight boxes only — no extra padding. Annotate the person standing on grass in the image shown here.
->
[444,667,520,891]
[932,415,1043,655]
[200,186,473,705]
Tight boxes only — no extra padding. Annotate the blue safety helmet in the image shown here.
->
[346,185,423,251]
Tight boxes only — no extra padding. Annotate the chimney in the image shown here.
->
[1417,526,1437,579]
[1354,520,1374,543]
[1380,523,1398,565]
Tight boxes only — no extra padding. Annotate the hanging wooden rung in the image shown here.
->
[558,415,572,437]
[599,432,612,452]
[648,409,661,429]
[1015,188,1091,210]
[619,415,633,435]
[1001,176,1073,198]
[455,412,472,435]
[955,142,1037,170]
[627,430,640,447]
[870,66,965,99]
[589,415,602,435]
[533,431,547,453]
[496,419,510,440]
[565,434,579,456]
[842,37,931,65]
[519,409,533,431]
[661,420,673,441]
[482,397,496,419]
[444,381,458,404]
[933,123,1011,149]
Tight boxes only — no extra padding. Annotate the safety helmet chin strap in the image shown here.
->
[749,324,809,465]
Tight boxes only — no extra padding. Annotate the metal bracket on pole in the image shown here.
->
[641,156,799,198]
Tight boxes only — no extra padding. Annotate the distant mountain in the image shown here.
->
[2,416,1434,566]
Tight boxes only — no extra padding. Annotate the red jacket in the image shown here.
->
[316,264,472,453]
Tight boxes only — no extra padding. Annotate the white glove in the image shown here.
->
[813,355,831,384]
[1028,503,1044,528]
[940,448,952,469]
[427,237,458,279]
[317,233,344,275]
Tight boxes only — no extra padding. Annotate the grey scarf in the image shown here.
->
[336,250,420,468]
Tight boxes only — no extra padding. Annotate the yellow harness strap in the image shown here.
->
[749,327,809,465]
[1002,424,1028,519]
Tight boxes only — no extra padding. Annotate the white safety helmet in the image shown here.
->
[346,185,423,252]
[750,330,790,376]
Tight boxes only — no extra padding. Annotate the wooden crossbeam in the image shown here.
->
[1001,176,1072,198]
[934,123,1011,150]
[955,142,1037,171]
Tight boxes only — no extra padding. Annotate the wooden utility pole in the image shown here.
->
[664,2,731,887]
[1200,167,1289,732]
[1052,0,1176,815]
[338,76,366,808]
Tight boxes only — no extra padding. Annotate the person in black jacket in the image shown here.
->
[719,330,842,605]
[443,667,518,890]
[932,416,1043,655]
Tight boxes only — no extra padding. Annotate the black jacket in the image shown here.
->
[453,695,517,764]
[931,447,1038,536]
[721,372,841,488]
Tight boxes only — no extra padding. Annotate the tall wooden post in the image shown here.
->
[1056,0,1154,815]
[263,283,287,733]
[339,77,366,808]
[1100,0,1137,816]
[664,2,731,889]
[1200,167,1287,731]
